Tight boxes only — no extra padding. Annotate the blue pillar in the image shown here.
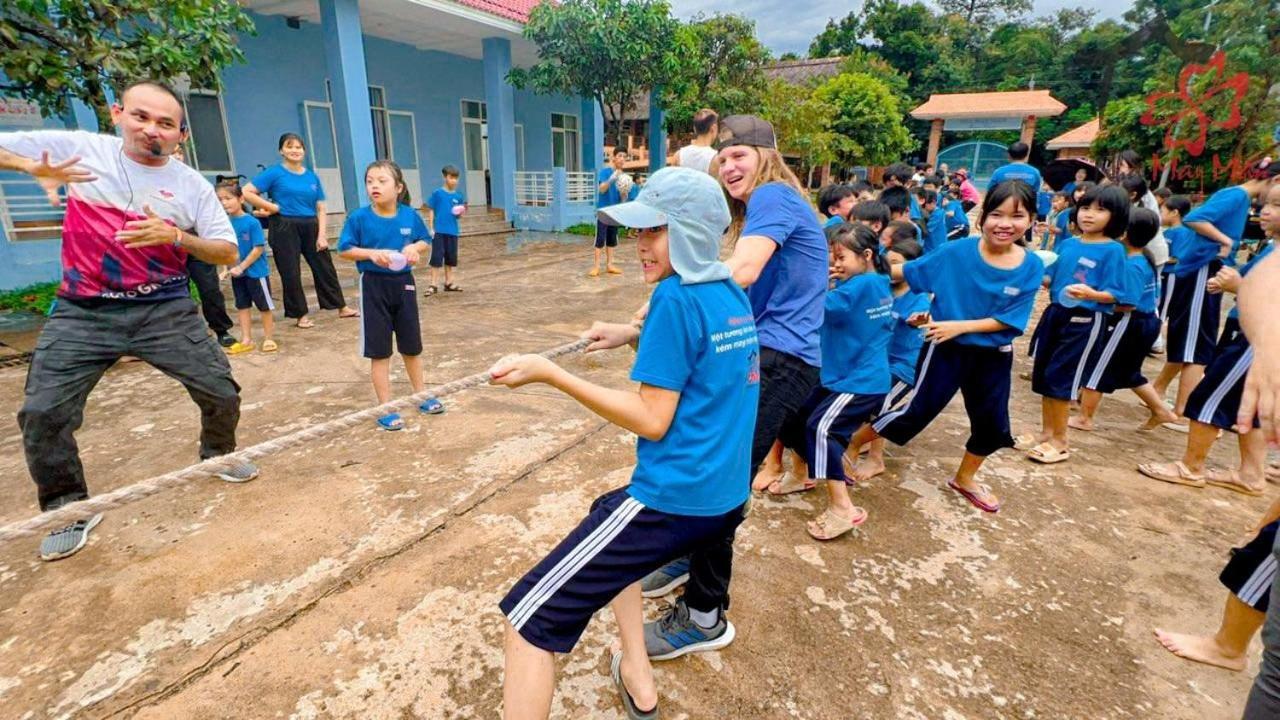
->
[647,87,666,174]
[320,0,376,210]
[581,99,603,176]
[552,167,568,231]
[483,37,517,215]
[64,99,99,132]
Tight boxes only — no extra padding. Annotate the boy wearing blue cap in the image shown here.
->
[489,166,760,720]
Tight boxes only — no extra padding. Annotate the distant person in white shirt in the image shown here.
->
[672,108,718,175]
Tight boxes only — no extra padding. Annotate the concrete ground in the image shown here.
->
[0,233,1271,719]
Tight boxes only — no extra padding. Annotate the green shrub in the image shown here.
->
[0,281,59,315]
[564,223,596,236]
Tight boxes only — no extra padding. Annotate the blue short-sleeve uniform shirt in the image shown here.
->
[231,215,270,279]
[338,205,431,274]
[427,187,466,236]
[987,163,1042,194]
[820,273,894,394]
[1047,236,1127,313]
[1116,254,1159,314]
[250,164,326,218]
[1184,186,1250,267]
[888,290,931,385]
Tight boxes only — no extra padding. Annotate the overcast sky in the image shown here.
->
[667,0,1136,56]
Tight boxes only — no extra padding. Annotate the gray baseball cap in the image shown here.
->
[597,166,731,285]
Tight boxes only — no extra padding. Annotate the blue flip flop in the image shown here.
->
[377,413,404,431]
[419,397,445,415]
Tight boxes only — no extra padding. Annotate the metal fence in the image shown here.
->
[514,171,554,206]
[565,171,594,203]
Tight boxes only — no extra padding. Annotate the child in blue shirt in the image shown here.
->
[769,223,893,540]
[942,191,970,240]
[914,187,948,254]
[1072,208,1180,431]
[337,160,443,430]
[846,182,1045,514]
[819,183,856,229]
[216,181,277,355]
[425,164,466,295]
[490,167,757,719]
[1045,191,1071,249]
[591,148,638,277]
[1021,184,1128,464]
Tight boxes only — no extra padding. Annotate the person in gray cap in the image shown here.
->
[489,166,760,720]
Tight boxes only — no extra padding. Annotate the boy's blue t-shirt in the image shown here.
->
[1165,224,1218,277]
[1036,191,1053,219]
[1116,254,1159,314]
[629,276,760,516]
[923,205,948,254]
[944,199,969,235]
[596,168,638,208]
[987,162,1042,194]
[1184,186,1250,267]
[338,205,431,274]
[1053,210,1072,247]
[427,187,466,236]
[741,182,828,368]
[902,237,1044,348]
[908,192,922,221]
[230,215,270,279]
[888,289,931,385]
[1229,241,1274,320]
[250,164,326,218]
[823,215,845,229]
[820,273,894,394]
[1047,236,1127,313]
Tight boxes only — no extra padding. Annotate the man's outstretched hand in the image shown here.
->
[28,151,96,206]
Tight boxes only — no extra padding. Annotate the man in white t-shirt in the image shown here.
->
[0,81,257,562]
[671,108,718,175]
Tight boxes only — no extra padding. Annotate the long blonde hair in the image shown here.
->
[714,147,814,242]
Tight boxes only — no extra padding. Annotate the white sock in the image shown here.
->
[688,606,719,628]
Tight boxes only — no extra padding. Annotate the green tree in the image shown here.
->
[759,78,852,185]
[807,13,860,58]
[663,13,770,131]
[508,0,679,146]
[0,0,255,129]
[937,0,1032,26]
[812,72,916,166]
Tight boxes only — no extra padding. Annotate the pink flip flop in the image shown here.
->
[947,479,1000,513]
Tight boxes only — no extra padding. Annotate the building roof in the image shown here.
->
[763,57,845,85]
[449,0,537,23]
[909,90,1067,120]
[1046,117,1100,150]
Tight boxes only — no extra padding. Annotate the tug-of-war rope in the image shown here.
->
[0,335,595,542]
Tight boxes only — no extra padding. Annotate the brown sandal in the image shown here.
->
[766,474,815,496]
[295,317,315,329]
[1137,461,1206,488]
[806,507,867,541]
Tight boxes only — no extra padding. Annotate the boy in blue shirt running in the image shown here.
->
[490,167,758,720]
[425,164,466,295]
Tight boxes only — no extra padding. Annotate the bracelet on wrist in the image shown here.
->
[172,227,183,246]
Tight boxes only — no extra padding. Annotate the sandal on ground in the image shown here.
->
[1137,460,1205,488]
[226,341,255,355]
[766,474,815,496]
[1067,416,1095,432]
[1205,468,1264,496]
[419,397,445,415]
[338,308,359,318]
[606,265,623,275]
[377,413,404,431]
[443,283,463,292]
[1161,420,1190,433]
[1026,442,1070,464]
[947,479,1001,513]
[610,652,658,720]
[807,507,867,541]
[1013,433,1040,451]
[295,317,315,329]
[261,339,279,353]
[424,285,438,296]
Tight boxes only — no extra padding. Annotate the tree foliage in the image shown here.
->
[807,14,860,59]
[812,72,916,166]
[662,13,769,132]
[759,79,852,183]
[0,0,255,129]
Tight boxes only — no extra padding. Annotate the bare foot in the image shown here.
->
[853,457,886,482]
[1067,416,1095,431]
[751,463,783,492]
[1152,629,1247,671]
[1139,407,1180,431]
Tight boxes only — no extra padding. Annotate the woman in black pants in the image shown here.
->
[244,133,357,328]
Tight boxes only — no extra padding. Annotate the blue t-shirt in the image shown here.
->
[1047,236,1127,313]
[628,276,760,516]
[902,237,1044,348]
[1116,254,1159,314]
[1184,186,1251,267]
[1036,191,1053,219]
[251,164,326,218]
[596,168,637,208]
[1229,241,1274,320]
[943,199,969,235]
[741,182,828,367]
[427,187,466,236]
[230,214,270,279]
[988,163,1042,194]
[923,205,948,254]
[1165,224,1218,277]
[1053,210,1072,248]
[338,205,431,275]
[820,273,894,394]
[888,289,931,385]
[908,192,922,221]
[823,215,845,230]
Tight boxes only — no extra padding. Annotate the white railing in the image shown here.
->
[565,171,594,203]
[514,171,553,206]
[0,178,64,242]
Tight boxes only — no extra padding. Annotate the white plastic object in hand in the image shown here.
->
[451,204,465,217]
[1034,250,1058,267]
[386,251,408,272]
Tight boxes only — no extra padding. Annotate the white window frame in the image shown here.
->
[369,84,391,160]
[180,90,235,174]
[514,123,526,171]
[550,112,580,172]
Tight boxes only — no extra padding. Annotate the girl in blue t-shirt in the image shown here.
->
[216,181,276,355]
[1020,184,1128,465]
[770,223,893,540]
[336,160,442,430]
[850,237,929,484]
[844,181,1046,514]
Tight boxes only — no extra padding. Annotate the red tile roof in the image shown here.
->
[910,90,1066,120]
[450,0,538,23]
[1046,117,1100,149]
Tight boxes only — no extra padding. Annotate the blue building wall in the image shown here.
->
[0,97,73,291]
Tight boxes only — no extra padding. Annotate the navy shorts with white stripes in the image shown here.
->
[873,341,1015,457]
[231,275,274,312]
[1030,303,1106,401]
[1221,520,1278,612]
[778,386,885,484]
[1082,310,1161,393]
[1164,261,1223,365]
[1184,319,1257,431]
[500,487,745,654]
[879,375,915,416]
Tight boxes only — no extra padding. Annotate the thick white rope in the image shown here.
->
[0,336,593,542]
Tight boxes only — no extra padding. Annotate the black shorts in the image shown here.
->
[1184,319,1256,431]
[429,233,458,268]
[1030,303,1106,401]
[777,386,886,484]
[358,271,421,359]
[1221,521,1278,611]
[231,275,274,312]
[1082,310,1161,393]
[1164,261,1223,365]
[594,220,619,249]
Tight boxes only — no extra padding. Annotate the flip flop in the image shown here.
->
[338,307,360,318]
[806,507,867,541]
[261,339,279,353]
[376,413,404,431]
[419,397,445,415]
[1137,460,1206,488]
[425,286,438,296]
[1026,442,1070,464]
[295,317,315,329]
[1161,421,1190,434]
[443,284,463,292]
[610,652,659,720]
[766,474,815,496]
[1205,468,1264,496]
[1013,433,1040,451]
[947,479,1001,513]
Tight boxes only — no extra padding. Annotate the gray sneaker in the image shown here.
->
[214,459,260,483]
[640,556,690,598]
[39,513,103,562]
[644,598,736,661]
